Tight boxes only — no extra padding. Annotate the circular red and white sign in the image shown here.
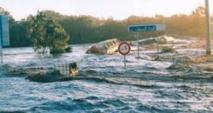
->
[118,42,131,55]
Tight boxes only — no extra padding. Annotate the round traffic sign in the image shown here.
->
[118,42,131,55]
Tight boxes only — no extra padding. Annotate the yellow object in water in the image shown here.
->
[69,68,78,76]
[69,62,78,76]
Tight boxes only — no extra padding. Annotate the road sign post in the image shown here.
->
[124,55,126,69]
[118,42,131,69]
[134,33,141,58]
[137,35,140,58]
[0,36,2,64]
[128,24,166,58]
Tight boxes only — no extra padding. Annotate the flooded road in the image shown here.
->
[0,44,212,113]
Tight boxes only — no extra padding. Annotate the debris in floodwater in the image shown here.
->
[86,38,120,55]
[26,63,79,82]
[160,46,176,53]
[1,37,213,113]
[166,55,194,72]
[26,70,62,82]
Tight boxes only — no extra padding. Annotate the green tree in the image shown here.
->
[28,12,69,54]
[10,20,31,47]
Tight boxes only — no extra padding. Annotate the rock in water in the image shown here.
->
[160,46,176,53]
[167,56,193,71]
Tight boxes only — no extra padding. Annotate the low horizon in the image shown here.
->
[0,0,213,21]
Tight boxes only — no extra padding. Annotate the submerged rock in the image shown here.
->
[86,38,120,55]
[0,64,12,76]
[136,55,158,61]
[160,46,176,53]
[167,62,192,71]
[167,56,194,71]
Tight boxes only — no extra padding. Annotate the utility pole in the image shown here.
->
[205,0,211,55]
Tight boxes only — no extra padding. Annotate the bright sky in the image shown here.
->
[0,0,212,20]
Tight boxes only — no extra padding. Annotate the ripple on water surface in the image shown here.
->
[0,45,213,113]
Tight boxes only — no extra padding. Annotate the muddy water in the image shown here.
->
[0,45,212,113]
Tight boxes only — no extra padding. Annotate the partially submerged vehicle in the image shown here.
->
[86,38,120,55]
[26,62,79,82]
[6,62,79,82]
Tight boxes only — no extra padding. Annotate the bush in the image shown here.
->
[65,46,72,52]
[50,48,65,54]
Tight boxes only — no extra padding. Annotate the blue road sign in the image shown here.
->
[128,24,165,32]
[0,15,10,46]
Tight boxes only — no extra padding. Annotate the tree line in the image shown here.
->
[0,6,212,47]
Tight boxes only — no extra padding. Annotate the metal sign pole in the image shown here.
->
[136,33,140,58]
[124,55,126,69]
[0,16,2,65]
[0,35,3,64]
[157,37,160,58]
[137,39,140,58]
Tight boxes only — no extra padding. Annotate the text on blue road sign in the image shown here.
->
[128,24,165,32]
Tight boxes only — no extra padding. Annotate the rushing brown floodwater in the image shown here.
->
[0,44,212,113]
